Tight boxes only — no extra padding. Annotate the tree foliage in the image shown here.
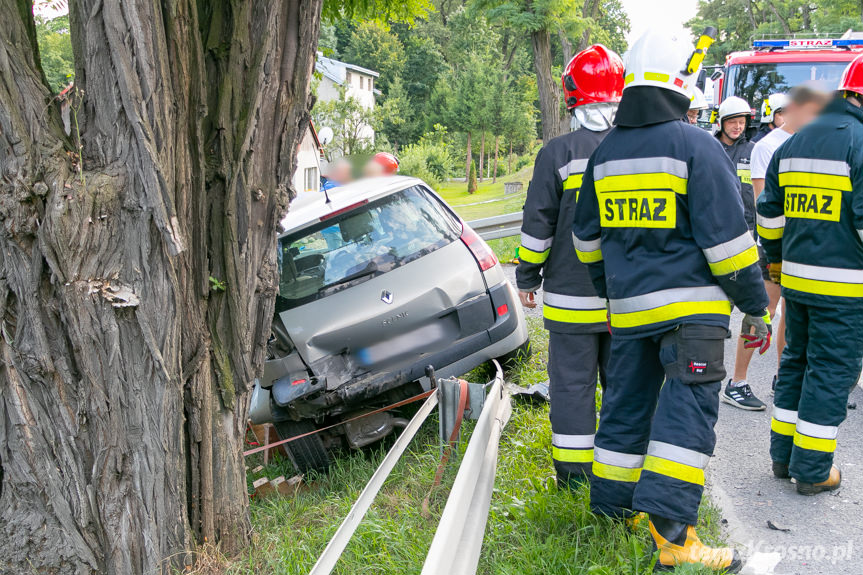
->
[344,22,406,94]
[313,87,376,157]
[688,0,863,65]
[34,15,73,91]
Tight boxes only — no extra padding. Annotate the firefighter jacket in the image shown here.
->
[516,128,609,333]
[757,96,863,309]
[717,133,756,232]
[572,120,769,338]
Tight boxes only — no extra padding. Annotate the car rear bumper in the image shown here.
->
[249,277,527,424]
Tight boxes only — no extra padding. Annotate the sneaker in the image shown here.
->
[721,380,767,411]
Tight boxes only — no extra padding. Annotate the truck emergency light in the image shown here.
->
[753,38,863,49]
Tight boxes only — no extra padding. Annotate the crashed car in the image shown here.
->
[249,176,529,473]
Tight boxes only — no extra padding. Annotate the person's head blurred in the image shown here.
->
[780,85,830,133]
[364,152,400,177]
[327,158,353,185]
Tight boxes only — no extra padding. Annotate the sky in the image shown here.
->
[621,0,700,46]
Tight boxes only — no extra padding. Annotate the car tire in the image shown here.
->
[273,419,331,475]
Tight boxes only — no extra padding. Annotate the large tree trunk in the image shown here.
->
[0,1,322,573]
[531,29,564,143]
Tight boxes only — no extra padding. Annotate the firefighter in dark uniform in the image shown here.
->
[757,55,863,495]
[516,45,624,488]
[573,29,770,572]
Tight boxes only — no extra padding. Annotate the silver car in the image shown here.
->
[249,176,528,473]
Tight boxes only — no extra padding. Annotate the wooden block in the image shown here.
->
[251,465,264,474]
[270,475,306,497]
[253,476,275,498]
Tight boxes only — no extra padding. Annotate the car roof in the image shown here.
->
[279,176,426,237]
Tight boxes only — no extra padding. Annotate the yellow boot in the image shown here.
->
[649,516,742,572]
[797,465,841,496]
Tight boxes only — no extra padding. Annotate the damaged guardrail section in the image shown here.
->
[308,362,512,575]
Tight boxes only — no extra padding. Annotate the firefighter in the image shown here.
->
[756,56,863,495]
[573,29,770,572]
[715,96,769,410]
[516,44,624,489]
[364,152,400,177]
[751,92,790,143]
[686,87,708,125]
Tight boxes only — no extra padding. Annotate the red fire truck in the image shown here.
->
[712,37,863,122]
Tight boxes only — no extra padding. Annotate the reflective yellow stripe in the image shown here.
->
[624,73,635,85]
[737,169,752,185]
[592,461,642,482]
[544,305,607,324]
[794,432,837,453]
[707,245,759,276]
[778,171,852,192]
[781,274,863,298]
[519,246,550,264]
[757,224,784,240]
[610,300,731,329]
[771,418,796,436]
[643,455,705,486]
[553,446,594,463]
[595,173,688,195]
[575,247,603,263]
[644,72,670,83]
[563,173,583,191]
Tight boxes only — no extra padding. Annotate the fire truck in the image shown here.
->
[709,35,863,125]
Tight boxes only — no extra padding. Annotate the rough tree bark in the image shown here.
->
[531,28,565,143]
[465,131,472,182]
[478,131,485,182]
[492,135,499,183]
[0,0,322,573]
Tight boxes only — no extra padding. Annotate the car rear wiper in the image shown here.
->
[322,262,379,291]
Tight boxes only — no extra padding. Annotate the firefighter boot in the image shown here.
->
[797,465,841,496]
[649,515,743,573]
[772,461,790,479]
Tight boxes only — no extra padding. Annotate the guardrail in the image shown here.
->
[466,212,523,241]
[308,362,511,575]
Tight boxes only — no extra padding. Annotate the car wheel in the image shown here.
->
[273,419,331,475]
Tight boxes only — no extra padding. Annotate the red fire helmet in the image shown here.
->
[562,44,625,110]
[839,54,863,96]
[373,152,400,174]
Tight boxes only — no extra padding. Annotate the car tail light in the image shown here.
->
[496,304,509,317]
[460,224,498,271]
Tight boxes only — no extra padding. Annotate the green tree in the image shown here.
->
[376,76,416,151]
[688,0,863,65]
[344,21,406,94]
[313,87,376,157]
[319,23,340,57]
[34,15,74,92]
[468,158,478,193]
[323,0,434,22]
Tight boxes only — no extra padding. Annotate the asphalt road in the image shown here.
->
[501,264,863,574]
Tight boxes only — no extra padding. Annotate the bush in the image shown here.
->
[396,125,455,185]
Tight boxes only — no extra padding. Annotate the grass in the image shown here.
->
[436,165,532,221]
[221,317,729,575]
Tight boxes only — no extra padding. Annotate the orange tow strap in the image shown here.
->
[243,388,436,457]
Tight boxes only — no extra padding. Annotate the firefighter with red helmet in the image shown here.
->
[757,54,863,495]
[516,44,623,488]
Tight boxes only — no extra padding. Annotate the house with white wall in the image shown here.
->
[292,122,323,194]
[315,54,379,148]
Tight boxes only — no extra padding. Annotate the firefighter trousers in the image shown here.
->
[770,299,863,483]
[548,330,611,484]
[590,324,727,525]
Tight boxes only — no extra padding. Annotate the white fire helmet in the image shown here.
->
[623,28,716,99]
[761,93,790,123]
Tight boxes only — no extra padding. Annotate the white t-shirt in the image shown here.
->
[750,127,793,180]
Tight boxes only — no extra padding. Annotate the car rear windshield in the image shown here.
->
[276,185,461,311]
[724,62,848,120]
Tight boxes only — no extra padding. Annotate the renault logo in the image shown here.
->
[381,290,394,304]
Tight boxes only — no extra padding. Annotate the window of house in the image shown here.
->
[304,167,318,192]
[346,71,352,84]
[369,78,373,91]
[359,76,364,89]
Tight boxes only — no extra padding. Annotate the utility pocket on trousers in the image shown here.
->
[660,324,729,384]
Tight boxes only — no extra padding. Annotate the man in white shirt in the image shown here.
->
[727,85,828,405]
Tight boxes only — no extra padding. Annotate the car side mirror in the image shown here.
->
[710,70,723,82]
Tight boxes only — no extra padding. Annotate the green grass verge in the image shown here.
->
[227,317,728,575]
[436,165,532,221]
